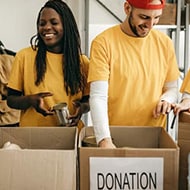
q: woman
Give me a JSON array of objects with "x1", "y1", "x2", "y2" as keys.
[{"x1": 7, "y1": 0, "x2": 89, "y2": 128}]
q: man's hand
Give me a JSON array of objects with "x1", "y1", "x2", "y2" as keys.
[
  {"x1": 153, "y1": 100, "x2": 172, "y2": 118},
  {"x1": 67, "y1": 98, "x2": 90, "y2": 126},
  {"x1": 98, "y1": 138, "x2": 116, "y2": 148},
  {"x1": 172, "y1": 99, "x2": 190, "y2": 115}
]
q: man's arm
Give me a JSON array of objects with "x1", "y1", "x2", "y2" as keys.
[
  {"x1": 153, "y1": 80, "x2": 178, "y2": 118},
  {"x1": 90, "y1": 81, "x2": 116, "y2": 148}
]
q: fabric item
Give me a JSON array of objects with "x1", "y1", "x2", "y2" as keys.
[
  {"x1": 0, "y1": 100, "x2": 20, "y2": 126},
  {"x1": 127, "y1": 0, "x2": 165, "y2": 10},
  {"x1": 89, "y1": 81, "x2": 110, "y2": 143},
  {"x1": 180, "y1": 69, "x2": 190, "y2": 94},
  {"x1": 8, "y1": 47, "x2": 89, "y2": 127},
  {"x1": 88, "y1": 25, "x2": 180, "y2": 130},
  {"x1": 0, "y1": 54, "x2": 20, "y2": 126},
  {"x1": 0, "y1": 54, "x2": 14, "y2": 98}
]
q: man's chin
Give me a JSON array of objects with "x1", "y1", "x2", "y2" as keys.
[{"x1": 138, "y1": 31, "x2": 149, "y2": 37}]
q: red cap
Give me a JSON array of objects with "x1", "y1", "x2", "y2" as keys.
[{"x1": 127, "y1": 0, "x2": 165, "y2": 10}]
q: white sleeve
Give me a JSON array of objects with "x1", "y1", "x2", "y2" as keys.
[
  {"x1": 160, "y1": 80, "x2": 179, "y2": 103},
  {"x1": 181, "y1": 92, "x2": 190, "y2": 100},
  {"x1": 89, "y1": 81, "x2": 111, "y2": 144}
]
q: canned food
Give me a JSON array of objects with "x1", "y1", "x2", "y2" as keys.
[
  {"x1": 82, "y1": 136, "x2": 115, "y2": 147},
  {"x1": 82, "y1": 136, "x2": 97, "y2": 147},
  {"x1": 53, "y1": 102, "x2": 70, "y2": 126}
]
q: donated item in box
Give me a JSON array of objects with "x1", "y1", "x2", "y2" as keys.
[
  {"x1": 0, "y1": 127, "x2": 77, "y2": 190},
  {"x1": 79, "y1": 126, "x2": 179, "y2": 190},
  {"x1": 178, "y1": 111, "x2": 190, "y2": 190}
]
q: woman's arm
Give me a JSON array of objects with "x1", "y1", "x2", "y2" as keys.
[{"x1": 7, "y1": 87, "x2": 54, "y2": 116}]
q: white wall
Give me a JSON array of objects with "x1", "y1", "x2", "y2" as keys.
[
  {"x1": 0, "y1": 0, "x2": 47, "y2": 52},
  {"x1": 0, "y1": 0, "x2": 85, "y2": 52}
]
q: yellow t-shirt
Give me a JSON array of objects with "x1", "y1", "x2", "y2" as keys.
[
  {"x1": 8, "y1": 47, "x2": 89, "y2": 127},
  {"x1": 180, "y1": 69, "x2": 190, "y2": 93},
  {"x1": 88, "y1": 25, "x2": 180, "y2": 127}
]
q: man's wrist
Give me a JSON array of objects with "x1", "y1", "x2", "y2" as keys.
[{"x1": 98, "y1": 137, "x2": 112, "y2": 147}]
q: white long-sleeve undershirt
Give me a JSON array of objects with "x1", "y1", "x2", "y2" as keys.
[
  {"x1": 89, "y1": 81, "x2": 110, "y2": 144},
  {"x1": 90, "y1": 80, "x2": 178, "y2": 144},
  {"x1": 160, "y1": 80, "x2": 179, "y2": 103}
]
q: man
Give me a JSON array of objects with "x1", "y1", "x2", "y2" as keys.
[{"x1": 88, "y1": 0, "x2": 180, "y2": 148}]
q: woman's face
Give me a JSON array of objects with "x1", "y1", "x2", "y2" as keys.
[{"x1": 38, "y1": 7, "x2": 64, "y2": 53}]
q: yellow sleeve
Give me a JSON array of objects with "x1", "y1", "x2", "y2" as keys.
[
  {"x1": 81, "y1": 54, "x2": 90, "y2": 96},
  {"x1": 180, "y1": 69, "x2": 190, "y2": 93}
]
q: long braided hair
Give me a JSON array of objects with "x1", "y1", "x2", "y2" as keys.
[{"x1": 30, "y1": 0, "x2": 85, "y2": 96}]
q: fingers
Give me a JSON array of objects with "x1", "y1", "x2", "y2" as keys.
[
  {"x1": 69, "y1": 107, "x2": 80, "y2": 118},
  {"x1": 36, "y1": 105, "x2": 54, "y2": 116},
  {"x1": 32, "y1": 92, "x2": 54, "y2": 116},
  {"x1": 98, "y1": 138, "x2": 116, "y2": 148},
  {"x1": 154, "y1": 99, "x2": 190, "y2": 118},
  {"x1": 153, "y1": 100, "x2": 172, "y2": 118},
  {"x1": 72, "y1": 100, "x2": 81, "y2": 107},
  {"x1": 38, "y1": 92, "x2": 53, "y2": 98},
  {"x1": 162, "y1": 101, "x2": 172, "y2": 114},
  {"x1": 172, "y1": 104, "x2": 181, "y2": 115},
  {"x1": 173, "y1": 100, "x2": 190, "y2": 115}
]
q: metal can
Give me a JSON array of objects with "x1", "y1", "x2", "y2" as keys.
[
  {"x1": 82, "y1": 136, "x2": 97, "y2": 147},
  {"x1": 53, "y1": 102, "x2": 70, "y2": 126}
]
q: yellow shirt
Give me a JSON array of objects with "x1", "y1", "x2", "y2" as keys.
[
  {"x1": 8, "y1": 47, "x2": 89, "y2": 127},
  {"x1": 180, "y1": 69, "x2": 190, "y2": 93},
  {"x1": 88, "y1": 25, "x2": 180, "y2": 127}
]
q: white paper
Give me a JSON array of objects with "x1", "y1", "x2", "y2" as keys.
[{"x1": 90, "y1": 157, "x2": 163, "y2": 190}]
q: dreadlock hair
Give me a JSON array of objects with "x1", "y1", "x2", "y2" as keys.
[{"x1": 30, "y1": 0, "x2": 85, "y2": 96}]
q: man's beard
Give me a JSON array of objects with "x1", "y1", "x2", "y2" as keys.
[
  {"x1": 128, "y1": 12, "x2": 150, "y2": 38},
  {"x1": 128, "y1": 14, "x2": 140, "y2": 37}
]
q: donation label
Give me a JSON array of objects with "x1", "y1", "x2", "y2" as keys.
[{"x1": 90, "y1": 157, "x2": 163, "y2": 190}]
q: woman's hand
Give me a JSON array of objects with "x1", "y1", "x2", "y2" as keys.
[
  {"x1": 67, "y1": 96, "x2": 90, "y2": 126},
  {"x1": 28, "y1": 92, "x2": 54, "y2": 116},
  {"x1": 7, "y1": 88, "x2": 54, "y2": 117}
]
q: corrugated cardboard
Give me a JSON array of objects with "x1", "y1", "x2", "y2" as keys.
[
  {"x1": 178, "y1": 112, "x2": 190, "y2": 190},
  {"x1": 0, "y1": 127, "x2": 77, "y2": 190},
  {"x1": 79, "y1": 126, "x2": 179, "y2": 190},
  {"x1": 158, "y1": 3, "x2": 176, "y2": 25}
]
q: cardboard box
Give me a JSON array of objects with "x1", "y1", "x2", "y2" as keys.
[
  {"x1": 0, "y1": 127, "x2": 77, "y2": 190},
  {"x1": 79, "y1": 126, "x2": 179, "y2": 190},
  {"x1": 158, "y1": 3, "x2": 177, "y2": 25},
  {"x1": 178, "y1": 112, "x2": 190, "y2": 190}
]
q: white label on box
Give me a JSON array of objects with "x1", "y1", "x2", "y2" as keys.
[{"x1": 90, "y1": 157, "x2": 163, "y2": 190}]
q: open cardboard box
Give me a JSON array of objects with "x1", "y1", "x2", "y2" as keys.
[
  {"x1": 0, "y1": 127, "x2": 77, "y2": 190},
  {"x1": 178, "y1": 111, "x2": 190, "y2": 190},
  {"x1": 79, "y1": 126, "x2": 179, "y2": 190}
]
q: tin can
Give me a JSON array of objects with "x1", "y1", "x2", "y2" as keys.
[
  {"x1": 53, "y1": 102, "x2": 70, "y2": 126},
  {"x1": 82, "y1": 136, "x2": 97, "y2": 147}
]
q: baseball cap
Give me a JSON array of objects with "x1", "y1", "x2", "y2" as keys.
[{"x1": 127, "y1": 0, "x2": 165, "y2": 10}]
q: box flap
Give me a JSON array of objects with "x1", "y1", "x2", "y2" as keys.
[
  {"x1": 0, "y1": 127, "x2": 78, "y2": 150},
  {"x1": 179, "y1": 111, "x2": 190, "y2": 123},
  {"x1": 79, "y1": 126, "x2": 178, "y2": 149},
  {"x1": 0, "y1": 150, "x2": 76, "y2": 190}
]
